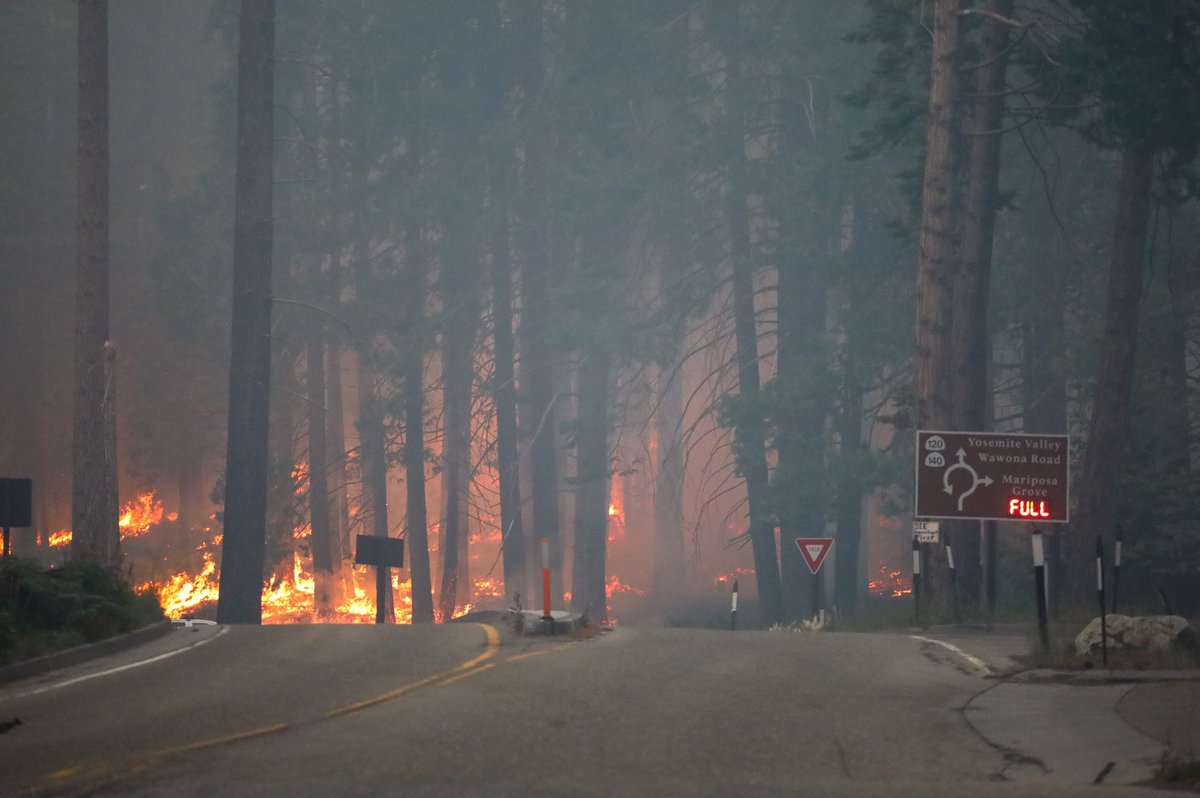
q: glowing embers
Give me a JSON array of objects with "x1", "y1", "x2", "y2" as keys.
[
  {"x1": 867, "y1": 564, "x2": 912, "y2": 599},
  {"x1": 605, "y1": 575, "x2": 645, "y2": 598}
]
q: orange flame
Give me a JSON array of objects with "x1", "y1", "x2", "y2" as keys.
[
  {"x1": 48, "y1": 529, "x2": 72, "y2": 548},
  {"x1": 118, "y1": 491, "x2": 168, "y2": 539},
  {"x1": 606, "y1": 575, "x2": 645, "y2": 598}
]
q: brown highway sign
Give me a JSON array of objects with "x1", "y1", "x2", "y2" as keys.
[{"x1": 915, "y1": 430, "x2": 1069, "y2": 523}]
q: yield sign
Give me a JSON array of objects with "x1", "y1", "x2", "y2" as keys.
[{"x1": 795, "y1": 538, "x2": 834, "y2": 575}]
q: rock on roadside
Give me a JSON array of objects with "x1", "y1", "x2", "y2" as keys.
[{"x1": 1075, "y1": 614, "x2": 1194, "y2": 656}]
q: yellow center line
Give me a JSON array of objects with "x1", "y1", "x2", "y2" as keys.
[{"x1": 25, "y1": 623, "x2": 503, "y2": 798}]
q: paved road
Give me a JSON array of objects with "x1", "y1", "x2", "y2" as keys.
[{"x1": 0, "y1": 623, "x2": 1165, "y2": 797}]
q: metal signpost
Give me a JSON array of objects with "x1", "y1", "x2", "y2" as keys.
[
  {"x1": 795, "y1": 538, "x2": 834, "y2": 623},
  {"x1": 915, "y1": 431, "x2": 1069, "y2": 523},
  {"x1": 355, "y1": 535, "x2": 405, "y2": 624},
  {"x1": 0, "y1": 478, "x2": 32, "y2": 557},
  {"x1": 916, "y1": 431, "x2": 1069, "y2": 637}
]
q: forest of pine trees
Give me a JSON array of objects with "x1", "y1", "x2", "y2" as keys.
[{"x1": 0, "y1": 0, "x2": 1198, "y2": 626}]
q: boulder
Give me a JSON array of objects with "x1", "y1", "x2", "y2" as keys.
[{"x1": 1074, "y1": 614, "x2": 1193, "y2": 657}]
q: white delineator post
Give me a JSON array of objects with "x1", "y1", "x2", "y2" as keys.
[
  {"x1": 730, "y1": 579, "x2": 739, "y2": 631},
  {"x1": 1032, "y1": 528, "x2": 1049, "y2": 650}
]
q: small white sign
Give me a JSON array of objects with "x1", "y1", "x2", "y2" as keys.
[{"x1": 913, "y1": 520, "x2": 940, "y2": 544}]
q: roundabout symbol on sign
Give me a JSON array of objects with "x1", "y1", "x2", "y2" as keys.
[{"x1": 941, "y1": 448, "x2": 993, "y2": 512}]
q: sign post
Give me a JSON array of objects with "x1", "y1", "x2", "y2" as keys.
[
  {"x1": 1032, "y1": 528, "x2": 1049, "y2": 650},
  {"x1": 0, "y1": 479, "x2": 33, "y2": 558},
  {"x1": 541, "y1": 537, "x2": 555, "y2": 634},
  {"x1": 355, "y1": 535, "x2": 405, "y2": 624},
  {"x1": 916, "y1": 430, "x2": 1068, "y2": 624},
  {"x1": 915, "y1": 431, "x2": 1069, "y2": 523},
  {"x1": 795, "y1": 538, "x2": 834, "y2": 621}
]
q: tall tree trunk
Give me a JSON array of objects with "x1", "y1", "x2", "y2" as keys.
[
  {"x1": 356, "y1": 345, "x2": 392, "y2": 622},
  {"x1": 834, "y1": 352, "x2": 865, "y2": 619},
  {"x1": 653, "y1": 355, "x2": 685, "y2": 605},
  {"x1": 517, "y1": 0, "x2": 562, "y2": 593},
  {"x1": 72, "y1": 0, "x2": 119, "y2": 568},
  {"x1": 948, "y1": 0, "x2": 1013, "y2": 609},
  {"x1": 1067, "y1": 149, "x2": 1154, "y2": 609},
  {"x1": 265, "y1": 345, "x2": 297, "y2": 587},
  {"x1": 1158, "y1": 253, "x2": 1194, "y2": 478},
  {"x1": 482, "y1": 0, "x2": 527, "y2": 604},
  {"x1": 775, "y1": 248, "x2": 825, "y2": 622},
  {"x1": 216, "y1": 0, "x2": 275, "y2": 623},
  {"x1": 913, "y1": 0, "x2": 964, "y2": 615},
  {"x1": 773, "y1": 48, "x2": 831, "y2": 622},
  {"x1": 953, "y1": 0, "x2": 1010, "y2": 431},
  {"x1": 716, "y1": 3, "x2": 783, "y2": 627},
  {"x1": 437, "y1": 256, "x2": 477, "y2": 621},
  {"x1": 1022, "y1": 248, "x2": 1068, "y2": 614},
  {"x1": 305, "y1": 322, "x2": 336, "y2": 614},
  {"x1": 325, "y1": 328, "x2": 355, "y2": 600},
  {"x1": 491, "y1": 196, "x2": 527, "y2": 605},
  {"x1": 404, "y1": 320, "x2": 434, "y2": 624},
  {"x1": 570, "y1": 350, "x2": 611, "y2": 621}
]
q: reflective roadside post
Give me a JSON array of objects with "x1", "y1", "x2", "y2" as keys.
[
  {"x1": 912, "y1": 536, "x2": 921, "y2": 624},
  {"x1": 1032, "y1": 528, "x2": 1049, "y2": 650},
  {"x1": 730, "y1": 579, "x2": 739, "y2": 631},
  {"x1": 541, "y1": 537, "x2": 554, "y2": 634},
  {"x1": 1097, "y1": 536, "x2": 1108, "y2": 668},
  {"x1": 1112, "y1": 526, "x2": 1122, "y2": 615}
]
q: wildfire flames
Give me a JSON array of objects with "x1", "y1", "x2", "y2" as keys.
[
  {"x1": 119, "y1": 491, "x2": 176, "y2": 537},
  {"x1": 867, "y1": 564, "x2": 912, "y2": 599},
  {"x1": 44, "y1": 491, "x2": 178, "y2": 548}
]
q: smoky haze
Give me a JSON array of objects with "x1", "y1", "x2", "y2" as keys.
[{"x1": 2, "y1": 1, "x2": 1196, "y2": 626}]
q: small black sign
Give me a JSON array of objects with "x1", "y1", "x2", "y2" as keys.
[
  {"x1": 0, "y1": 479, "x2": 32, "y2": 528},
  {"x1": 355, "y1": 535, "x2": 405, "y2": 568}
]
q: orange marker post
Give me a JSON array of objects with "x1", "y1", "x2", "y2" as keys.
[{"x1": 541, "y1": 537, "x2": 553, "y2": 631}]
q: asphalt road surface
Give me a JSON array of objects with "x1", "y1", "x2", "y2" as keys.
[{"x1": 0, "y1": 622, "x2": 1163, "y2": 797}]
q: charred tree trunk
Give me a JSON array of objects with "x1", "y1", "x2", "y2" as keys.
[
  {"x1": 72, "y1": 0, "x2": 119, "y2": 568},
  {"x1": 570, "y1": 350, "x2": 611, "y2": 621},
  {"x1": 217, "y1": 0, "x2": 275, "y2": 623},
  {"x1": 913, "y1": 0, "x2": 964, "y2": 616},
  {"x1": 517, "y1": 0, "x2": 562, "y2": 593},
  {"x1": 1067, "y1": 149, "x2": 1154, "y2": 609},
  {"x1": 716, "y1": 3, "x2": 783, "y2": 627}
]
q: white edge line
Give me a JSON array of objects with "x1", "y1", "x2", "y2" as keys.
[
  {"x1": 12, "y1": 626, "x2": 230, "y2": 698},
  {"x1": 911, "y1": 634, "x2": 993, "y2": 676}
]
